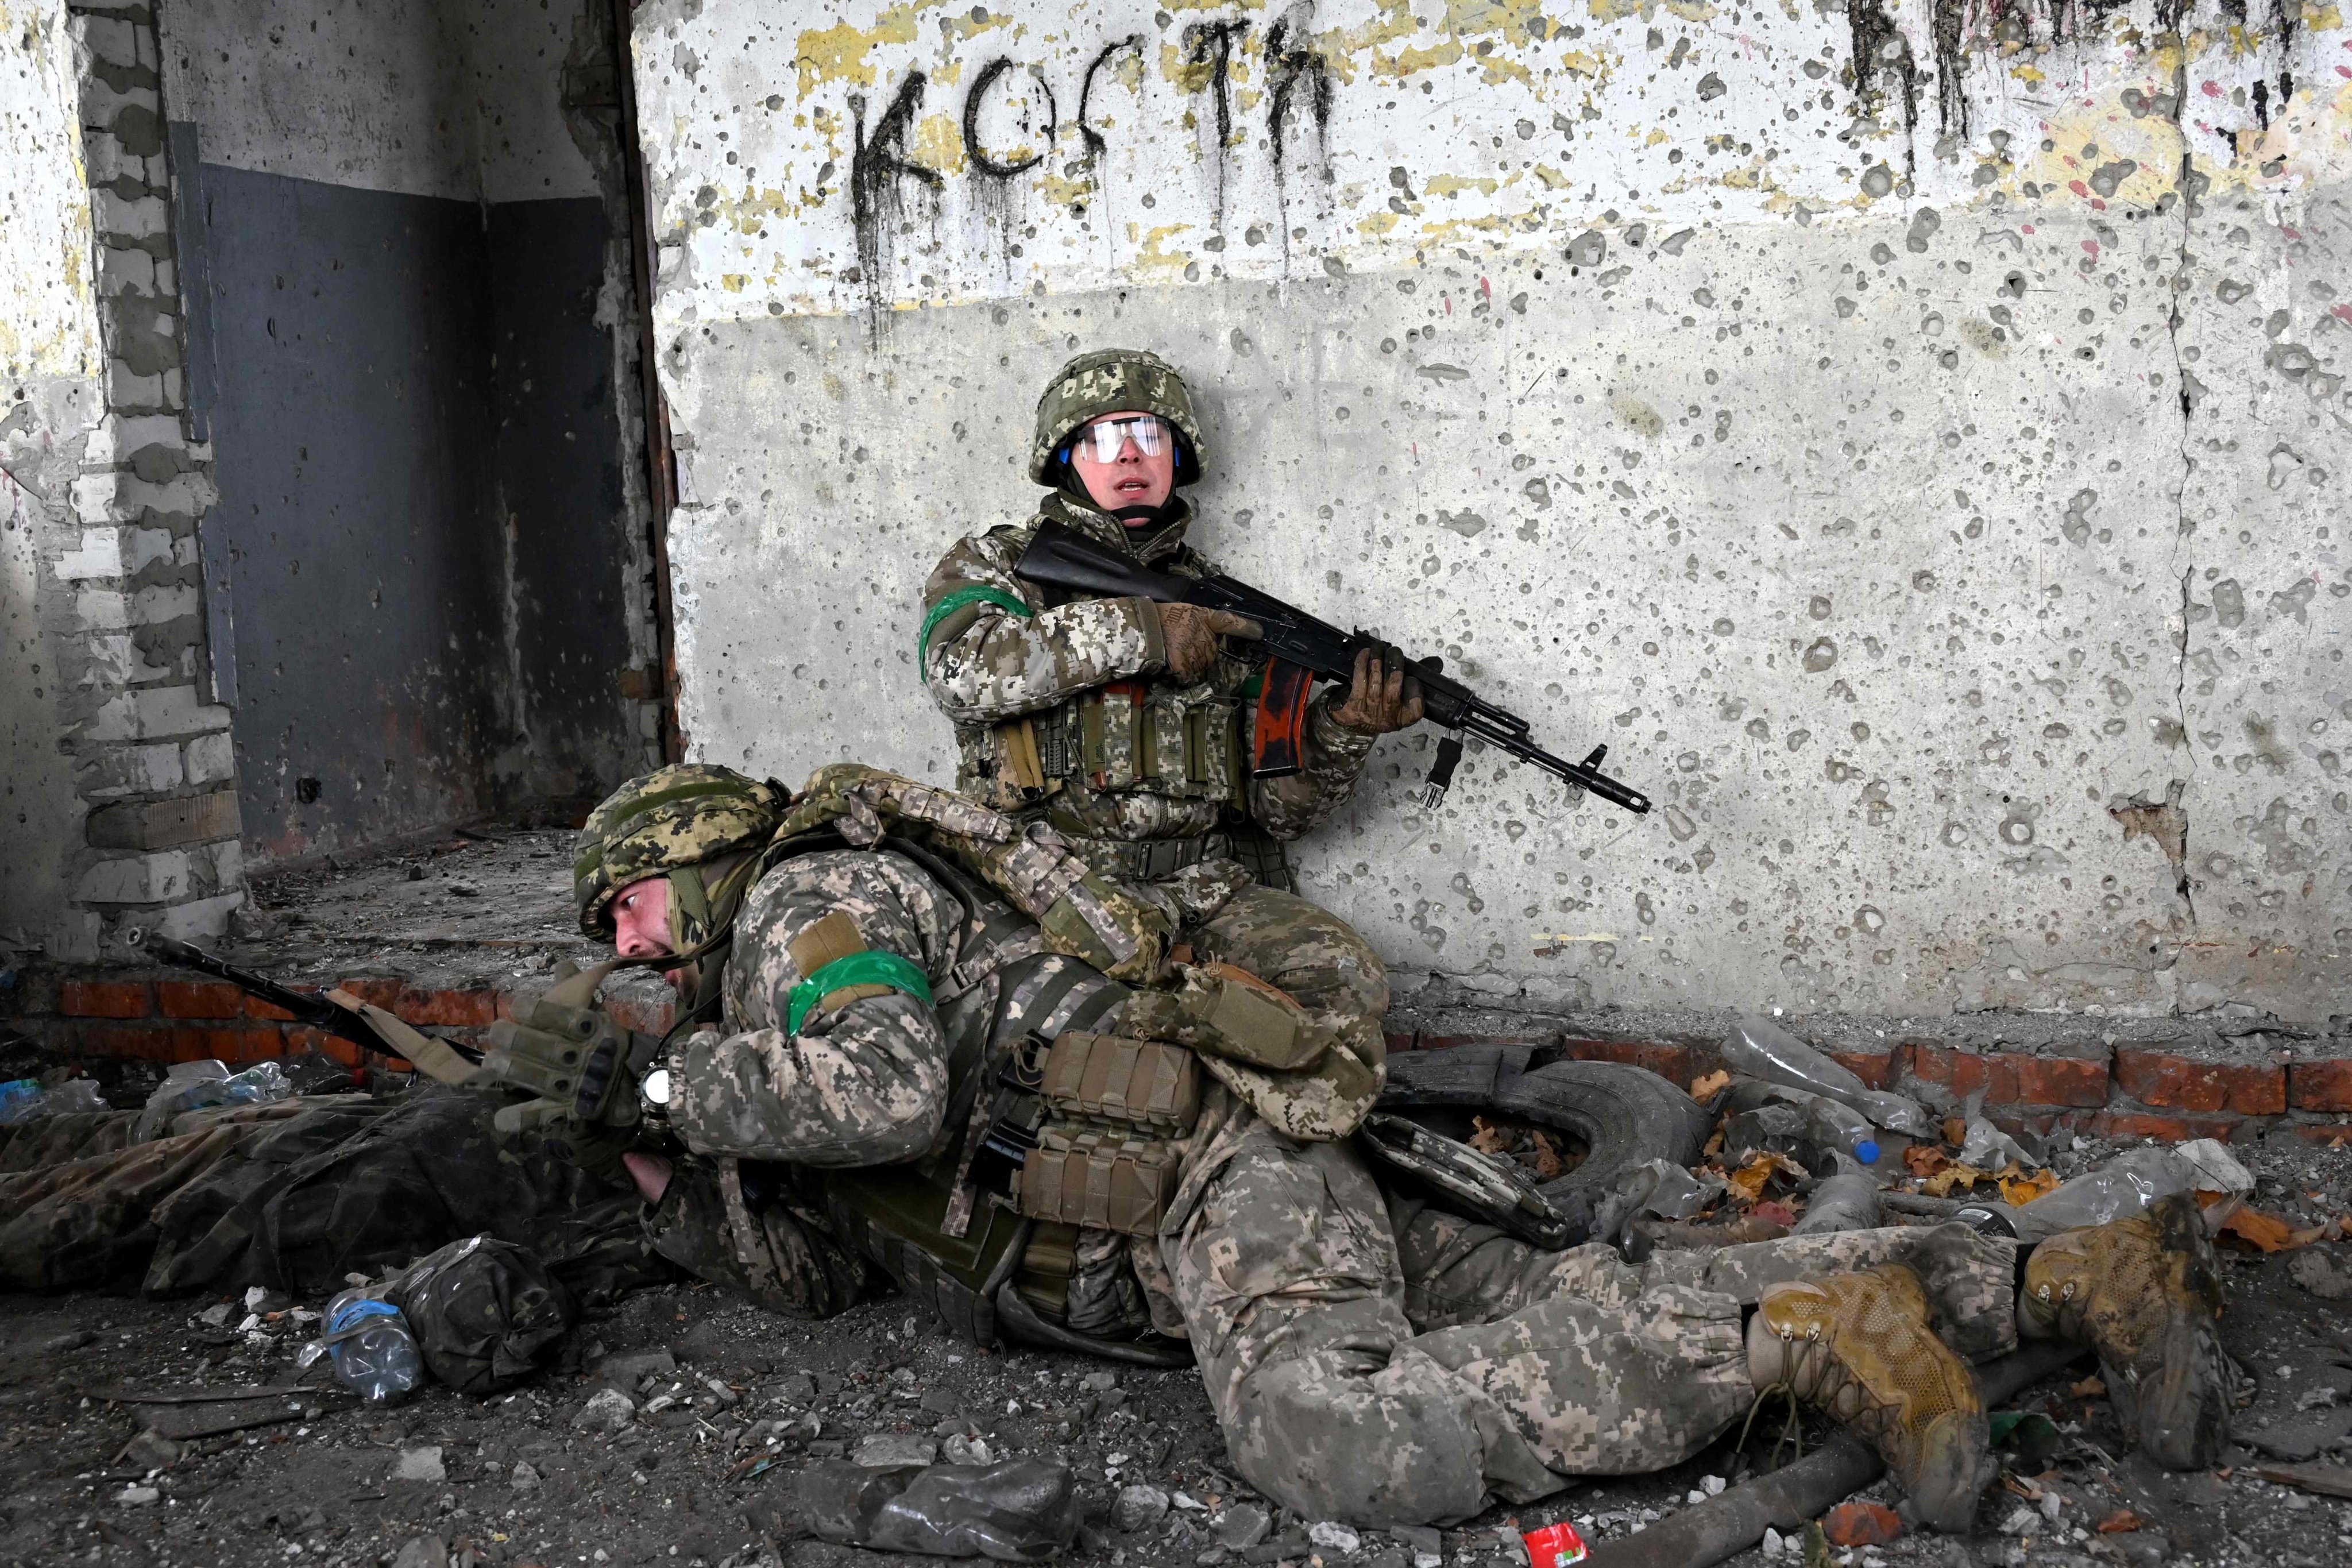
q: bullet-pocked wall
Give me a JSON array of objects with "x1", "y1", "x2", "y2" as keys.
[
  {"x1": 161, "y1": 0, "x2": 663, "y2": 864},
  {"x1": 631, "y1": 0, "x2": 2351, "y2": 1025}
]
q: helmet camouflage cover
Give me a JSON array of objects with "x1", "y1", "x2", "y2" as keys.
[
  {"x1": 573, "y1": 763, "x2": 789, "y2": 937},
  {"x1": 1028, "y1": 347, "x2": 1205, "y2": 486}
]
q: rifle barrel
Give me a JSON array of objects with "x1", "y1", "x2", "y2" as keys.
[{"x1": 125, "y1": 929, "x2": 405, "y2": 1057}]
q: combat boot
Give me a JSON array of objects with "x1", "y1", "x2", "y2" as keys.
[
  {"x1": 2017, "y1": 1190, "x2": 2231, "y2": 1470},
  {"x1": 1748, "y1": 1266, "x2": 1991, "y2": 1532}
]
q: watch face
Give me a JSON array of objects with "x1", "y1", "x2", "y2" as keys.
[{"x1": 641, "y1": 1067, "x2": 673, "y2": 1107}]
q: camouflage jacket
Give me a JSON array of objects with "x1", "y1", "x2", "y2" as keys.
[
  {"x1": 920, "y1": 492, "x2": 1375, "y2": 844},
  {"x1": 670, "y1": 847, "x2": 976, "y2": 1168}
]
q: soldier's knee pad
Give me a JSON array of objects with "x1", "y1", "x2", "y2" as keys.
[{"x1": 1225, "y1": 1349, "x2": 1489, "y2": 1527}]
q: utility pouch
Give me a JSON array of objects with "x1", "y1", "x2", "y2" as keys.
[
  {"x1": 1015, "y1": 1129, "x2": 1183, "y2": 1237},
  {"x1": 1033, "y1": 1031, "x2": 1199, "y2": 1137},
  {"x1": 1195, "y1": 961, "x2": 1331, "y2": 1072}
]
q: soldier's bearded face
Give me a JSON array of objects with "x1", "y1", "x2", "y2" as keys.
[
  {"x1": 1071, "y1": 408, "x2": 1176, "y2": 514},
  {"x1": 611, "y1": 875, "x2": 673, "y2": 960}
]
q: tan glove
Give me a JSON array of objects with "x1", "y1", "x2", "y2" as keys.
[{"x1": 1154, "y1": 602, "x2": 1262, "y2": 682}]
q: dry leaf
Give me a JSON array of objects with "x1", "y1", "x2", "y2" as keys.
[
  {"x1": 1903, "y1": 1145, "x2": 1951, "y2": 1179},
  {"x1": 2095, "y1": 1509, "x2": 2142, "y2": 1534},
  {"x1": 1690, "y1": 1069, "x2": 1731, "y2": 1102},
  {"x1": 1924, "y1": 1163, "x2": 1991, "y2": 1197},
  {"x1": 1725, "y1": 1152, "x2": 1807, "y2": 1203},
  {"x1": 2215, "y1": 1202, "x2": 2324, "y2": 1253},
  {"x1": 2069, "y1": 1376, "x2": 2106, "y2": 1399},
  {"x1": 1999, "y1": 1167, "x2": 2061, "y2": 1206},
  {"x1": 1941, "y1": 1116, "x2": 1968, "y2": 1146},
  {"x1": 1468, "y1": 1117, "x2": 1511, "y2": 1156},
  {"x1": 1528, "y1": 1128, "x2": 1568, "y2": 1181},
  {"x1": 1754, "y1": 1200, "x2": 1798, "y2": 1228}
]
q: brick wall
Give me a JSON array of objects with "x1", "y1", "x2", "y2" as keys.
[
  {"x1": 9, "y1": 968, "x2": 2349, "y2": 1147},
  {"x1": 1399, "y1": 1028, "x2": 2352, "y2": 1146}
]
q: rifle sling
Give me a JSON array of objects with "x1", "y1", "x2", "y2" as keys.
[{"x1": 325, "y1": 990, "x2": 485, "y2": 1087}]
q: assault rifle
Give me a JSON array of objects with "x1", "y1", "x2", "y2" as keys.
[
  {"x1": 126, "y1": 928, "x2": 483, "y2": 1082},
  {"x1": 1012, "y1": 519, "x2": 1652, "y2": 816}
]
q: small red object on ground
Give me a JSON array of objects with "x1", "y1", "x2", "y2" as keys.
[
  {"x1": 1521, "y1": 1519, "x2": 1590, "y2": 1565},
  {"x1": 1822, "y1": 1500, "x2": 1903, "y2": 1546}
]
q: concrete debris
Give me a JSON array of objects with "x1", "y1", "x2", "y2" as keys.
[
  {"x1": 390, "y1": 1536, "x2": 449, "y2": 1568},
  {"x1": 1310, "y1": 1519, "x2": 1361, "y2": 1554},
  {"x1": 393, "y1": 1445, "x2": 446, "y2": 1483},
  {"x1": 572, "y1": 1388, "x2": 634, "y2": 1434},
  {"x1": 1112, "y1": 1484, "x2": 1171, "y2": 1532},
  {"x1": 1214, "y1": 1504, "x2": 1271, "y2": 1549},
  {"x1": 855, "y1": 1434, "x2": 939, "y2": 1467}
]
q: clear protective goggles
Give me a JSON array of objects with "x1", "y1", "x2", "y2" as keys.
[{"x1": 1071, "y1": 413, "x2": 1169, "y2": 464}]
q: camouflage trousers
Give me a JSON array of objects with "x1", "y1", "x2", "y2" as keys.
[
  {"x1": 644, "y1": 1157, "x2": 874, "y2": 1319},
  {"x1": 1165, "y1": 1118, "x2": 2023, "y2": 1527}
]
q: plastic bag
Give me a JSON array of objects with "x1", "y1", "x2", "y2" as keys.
[
  {"x1": 0, "y1": 1080, "x2": 45, "y2": 1125},
  {"x1": 787, "y1": 1458, "x2": 1080, "y2": 1561},
  {"x1": 2010, "y1": 1140, "x2": 2254, "y2": 1242},
  {"x1": 383, "y1": 1235, "x2": 573, "y2": 1395},
  {"x1": 43, "y1": 1078, "x2": 109, "y2": 1115},
  {"x1": 1592, "y1": 1157, "x2": 1722, "y2": 1245}
]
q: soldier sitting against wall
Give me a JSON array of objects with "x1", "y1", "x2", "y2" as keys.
[{"x1": 480, "y1": 760, "x2": 2236, "y2": 1533}]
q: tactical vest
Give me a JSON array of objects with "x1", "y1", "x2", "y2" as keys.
[
  {"x1": 777, "y1": 836, "x2": 1198, "y2": 1365},
  {"x1": 959, "y1": 681, "x2": 1247, "y2": 813}
]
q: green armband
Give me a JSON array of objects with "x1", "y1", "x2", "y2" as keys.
[
  {"x1": 786, "y1": 951, "x2": 934, "y2": 1033},
  {"x1": 917, "y1": 585, "x2": 1033, "y2": 683}
]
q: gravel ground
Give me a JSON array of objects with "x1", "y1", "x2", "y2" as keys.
[{"x1": 6, "y1": 1131, "x2": 2352, "y2": 1568}]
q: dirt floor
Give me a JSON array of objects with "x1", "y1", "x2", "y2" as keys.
[{"x1": 5, "y1": 1136, "x2": 2352, "y2": 1568}]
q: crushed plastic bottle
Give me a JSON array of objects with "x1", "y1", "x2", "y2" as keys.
[
  {"x1": 307, "y1": 1289, "x2": 425, "y2": 1406},
  {"x1": 1721, "y1": 1080, "x2": 1880, "y2": 1171},
  {"x1": 1720, "y1": 1018, "x2": 1936, "y2": 1138},
  {"x1": 788, "y1": 1456, "x2": 1081, "y2": 1561},
  {"x1": 2009, "y1": 1140, "x2": 2254, "y2": 1242},
  {"x1": 220, "y1": 1060, "x2": 290, "y2": 1104},
  {"x1": 0, "y1": 1080, "x2": 46, "y2": 1125},
  {"x1": 42, "y1": 1079, "x2": 108, "y2": 1115},
  {"x1": 1802, "y1": 1095, "x2": 1882, "y2": 1167},
  {"x1": 1791, "y1": 1172, "x2": 1883, "y2": 1236}
]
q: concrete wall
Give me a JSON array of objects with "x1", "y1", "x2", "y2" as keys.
[
  {"x1": 160, "y1": 0, "x2": 661, "y2": 863},
  {"x1": 631, "y1": 0, "x2": 2351, "y2": 1026},
  {"x1": 1, "y1": 0, "x2": 106, "y2": 962}
]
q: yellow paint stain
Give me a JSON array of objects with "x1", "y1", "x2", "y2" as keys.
[
  {"x1": 1660, "y1": 0, "x2": 1718, "y2": 20},
  {"x1": 1559, "y1": 48, "x2": 1608, "y2": 76},
  {"x1": 793, "y1": 0, "x2": 937, "y2": 102},
  {"x1": 912, "y1": 111, "x2": 967, "y2": 176},
  {"x1": 1127, "y1": 221, "x2": 1196, "y2": 277},
  {"x1": 722, "y1": 274, "x2": 748, "y2": 293},
  {"x1": 1357, "y1": 210, "x2": 1402, "y2": 234},
  {"x1": 1424, "y1": 172, "x2": 1503, "y2": 196},
  {"x1": 1310, "y1": 0, "x2": 1420, "y2": 85},
  {"x1": 2010, "y1": 61, "x2": 2047, "y2": 82},
  {"x1": 1644, "y1": 127, "x2": 1670, "y2": 145},
  {"x1": 1534, "y1": 163, "x2": 1571, "y2": 189},
  {"x1": 822, "y1": 373, "x2": 845, "y2": 400},
  {"x1": 1385, "y1": 38, "x2": 1466, "y2": 76},
  {"x1": 941, "y1": 8, "x2": 1009, "y2": 43},
  {"x1": 1036, "y1": 170, "x2": 1094, "y2": 209},
  {"x1": 932, "y1": 59, "x2": 966, "y2": 87}
]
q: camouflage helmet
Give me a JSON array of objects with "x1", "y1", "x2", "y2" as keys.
[
  {"x1": 573, "y1": 763, "x2": 788, "y2": 938},
  {"x1": 1028, "y1": 347, "x2": 1205, "y2": 486}
]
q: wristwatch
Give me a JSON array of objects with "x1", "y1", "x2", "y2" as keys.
[{"x1": 638, "y1": 1056, "x2": 677, "y2": 1127}]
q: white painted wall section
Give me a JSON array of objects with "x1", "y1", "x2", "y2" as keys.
[{"x1": 660, "y1": 0, "x2": 2342, "y2": 1024}]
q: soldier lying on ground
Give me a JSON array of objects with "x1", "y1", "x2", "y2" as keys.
[
  {"x1": 517, "y1": 762, "x2": 2234, "y2": 1531},
  {"x1": 919, "y1": 346, "x2": 1422, "y2": 894}
]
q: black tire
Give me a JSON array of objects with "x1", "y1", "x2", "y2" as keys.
[{"x1": 1378, "y1": 1044, "x2": 1712, "y2": 1245}]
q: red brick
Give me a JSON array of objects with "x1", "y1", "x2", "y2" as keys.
[
  {"x1": 2088, "y1": 1109, "x2": 2243, "y2": 1144},
  {"x1": 337, "y1": 976, "x2": 406, "y2": 1010},
  {"x1": 157, "y1": 979, "x2": 244, "y2": 1020},
  {"x1": 2291, "y1": 1060, "x2": 2352, "y2": 1114},
  {"x1": 1559, "y1": 1036, "x2": 1697, "y2": 1086},
  {"x1": 608, "y1": 990, "x2": 679, "y2": 1038},
  {"x1": 319, "y1": 1036, "x2": 365, "y2": 1069},
  {"x1": 395, "y1": 986, "x2": 499, "y2": 1028},
  {"x1": 245, "y1": 992, "x2": 306, "y2": 1022},
  {"x1": 60, "y1": 979, "x2": 152, "y2": 1018},
  {"x1": 2282, "y1": 1121, "x2": 2352, "y2": 1146},
  {"x1": 1905, "y1": 1042, "x2": 1992, "y2": 1099},
  {"x1": 2011, "y1": 1055, "x2": 2111, "y2": 1109},
  {"x1": 82, "y1": 1023, "x2": 177, "y2": 1060},
  {"x1": 2114, "y1": 1048, "x2": 2285, "y2": 1115},
  {"x1": 1829, "y1": 1049, "x2": 1900, "y2": 1090}
]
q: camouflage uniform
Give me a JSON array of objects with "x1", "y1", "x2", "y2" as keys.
[
  {"x1": 618, "y1": 822, "x2": 2022, "y2": 1529},
  {"x1": 921, "y1": 350, "x2": 1377, "y2": 903}
]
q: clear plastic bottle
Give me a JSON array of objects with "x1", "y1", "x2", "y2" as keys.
[
  {"x1": 1802, "y1": 1095, "x2": 1882, "y2": 1166},
  {"x1": 315, "y1": 1290, "x2": 424, "y2": 1406},
  {"x1": 220, "y1": 1060, "x2": 291, "y2": 1104},
  {"x1": 1720, "y1": 1018, "x2": 1934, "y2": 1137},
  {"x1": 1791, "y1": 1171, "x2": 1882, "y2": 1235}
]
